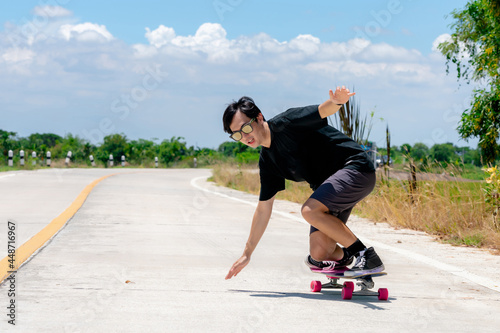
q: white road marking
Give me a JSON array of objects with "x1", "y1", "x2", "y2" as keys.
[
  {"x1": 0, "y1": 173, "x2": 16, "y2": 179},
  {"x1": 191, "y1": 175, "x2": 500, "y2": 293}
]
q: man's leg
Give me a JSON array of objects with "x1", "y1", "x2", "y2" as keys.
[
  {"x1": 302, "y1": 198, "x2": 383, "y2": 275},
  {"x1": 309, "y1": 230, "x2": 343, "y2": 261},
  {"x1": 306, "y1": 228, "x2": 354, "y2": 269},
  {"x1": 302, "y1": 169, "x2": 384, "y2": 275},
  {"x1": 302, "y1": 199, "x2": 357, "y2": 248}
]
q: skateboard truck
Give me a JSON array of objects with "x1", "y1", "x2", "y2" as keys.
[{"x1": 357, "y1": 275, "x2": 375, "y2": 290}]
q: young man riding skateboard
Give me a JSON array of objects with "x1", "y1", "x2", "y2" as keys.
[{"x1": 223, "y1": 87, "x2": 384, "y2": 280}]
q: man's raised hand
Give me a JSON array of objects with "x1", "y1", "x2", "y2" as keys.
[{"x1": 329, "y1": 86, "x2": 356, "y2": 105}]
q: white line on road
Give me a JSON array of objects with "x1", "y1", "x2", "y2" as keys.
[
  {"x1": 191, "y1": 175, "x2": 500, "y2": 293},
  {"x1": 0, "y1": 173, "x2": 16, "y2": 179}
]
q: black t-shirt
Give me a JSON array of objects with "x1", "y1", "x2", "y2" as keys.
[{"x1": 258, "y1": 104, "x2": 375, "y2": 201}]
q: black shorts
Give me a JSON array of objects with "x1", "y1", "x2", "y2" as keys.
[{"x1": 309, "y1": 169, "x2": 376, "y2": 234}]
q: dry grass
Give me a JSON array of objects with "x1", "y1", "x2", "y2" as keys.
[
  {"x1": 356, "y1": 176, "x2": 500, "y2": 251},
  {"x1": 211, "y1": 163, "x2": 312, "y2": 203},
  {"x1": 211, "y1": 163, "x2": 261, "y2": 195},
  {"x1": 211, "y1": 163, "x2": 500, "y2": 251}
]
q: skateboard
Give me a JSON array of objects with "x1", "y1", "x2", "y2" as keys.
[{"x1": 309, "y1": 267, "x2": 389, "y2": 300}]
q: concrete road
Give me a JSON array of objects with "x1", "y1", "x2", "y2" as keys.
[{"x1": 0, "y1": 168, "x2": 499, "y2": 332}]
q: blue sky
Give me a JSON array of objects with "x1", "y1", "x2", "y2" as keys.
[
  {"x1": 1, "y1": 0, "x2": 466, "y2": 50},
  {"x1": 0, "y1": 0, "x2": 479, "y2": 150}
]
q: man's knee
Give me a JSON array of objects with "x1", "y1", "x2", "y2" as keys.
[
  {"x1": 301, "y1": 199, "x2": 325, "y2": 222},
  {"x1": 301, "y1": 203, "x2": 313, "y2": 221}
]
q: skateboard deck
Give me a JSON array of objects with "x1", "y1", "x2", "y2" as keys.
[{"x1": 309, "y1": 267, "x2": 389, "y2": 300}]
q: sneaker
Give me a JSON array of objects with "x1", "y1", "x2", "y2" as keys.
[
  {"x1": 304, "y1": 250, "x2": 354, "y2": 271},
  {"x1": 335, "y1": 247, "x2": 354, "y2": 268},
  {"x1": 304, "y1": 255, "x2": 335, "y2": 270},
  {"x1": 343, "y1": 247, "x2": 384, "y2": 277}
]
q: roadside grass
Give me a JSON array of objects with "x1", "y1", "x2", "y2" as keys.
[
  {"x1": 211, "y1": 163, "x2": 313, "y2": 203},
  {"x1": 355, "y1": 177, "x2": 500, "y2": 251},
  {"x1": 0, "y1": 163, "x2": 41, "y2": 172},
  {"x1": 422, "y1": 162, "x2": 486, "y2": 181},
  {"x1": 211, "y1": 163, "x2": 500, "y2": 252}
]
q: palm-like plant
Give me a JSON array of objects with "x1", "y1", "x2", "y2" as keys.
[{"x1": 329, "y1": 93, "x2": 373, "y2": 146}]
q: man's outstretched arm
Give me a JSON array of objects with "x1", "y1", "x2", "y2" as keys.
[
  {"x1": 318, "y1": 86, "x2": 356, "y2": 119},
  {"x1": 225, "y1": 195, "x2": 275, "y2": 280}
]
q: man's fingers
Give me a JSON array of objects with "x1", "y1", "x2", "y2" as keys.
[
  {"x1": 225, "y1": 264, "x2": 240, "y2": 280},
  {"x1": 225, "y1": 266, "x2": 235, "y2": 280},
  {"x1": 225, "y1": 270, "x2": 236, "y2": 280}
]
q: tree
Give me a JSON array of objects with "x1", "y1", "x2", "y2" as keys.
[
  {"x1": 411, "y1": 143, "x2": 430, "y2": 162},
  {"x1": 431, "y1": 143, "x2": 458, "y2": 163},
  {"x1": 129, "y1": 139, "x2": 156, "y2": 164},
  {"x1": 0, "y1": 130, "x2": 17, "y2": 157},
  {"x1": 158, "y1": 136, "x2": 188, "y2": 166},
  {"x1": 97, "y1": 134, "x2": 129, "y2": 166},
  {"x1": 438, "y1": 0, "x2": 500, "y2": 164},
  {"x1": 218, "y1": 141, "x2": 250, "y2": 157},
  {"x1": 28, "y1": 133, "x2": 62, "y2": 148},
  {"x1": 400, "y1": 143, "x2": 412, "y2": 155},
  {"x1": 457, "y1": 146, "x2": 482, "y2": 165},
  {"x1": 83, "y1": 142, "x2": 94, "y2": 162},
  {"x1": 61, "y1": 134, "x2": 86, "y2": 161}
]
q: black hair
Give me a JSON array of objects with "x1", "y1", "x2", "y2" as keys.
[{"x1": 222, "y1": 96, "x2": 264, "y2": 134}]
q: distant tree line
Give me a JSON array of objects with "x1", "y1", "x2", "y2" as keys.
[
  {"x1": 0, "y1": 130, "x2": 219, "y2": 167},
  {"x1": 380, "y1": 142, "x2": 482, "y2": 166},
  {"x1": 0, "y1": 129, "x2": 486, "y2": 168}
]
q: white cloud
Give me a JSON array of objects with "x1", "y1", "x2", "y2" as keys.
[
  {"x1": 32, "y1": 5, "x2": 73, "y2": 18},
  {"x1": 361, "y1": 43, "x2": 422, "y2": 62},
  {"x1": 0, "y1": 48, "x2": 36, "y2": 75},
  {"x1": 235, "y1": 33, "x2": 286, "y2": 54},
  {"x1": 2, "y1": 48, "x2": 35, "y2": 63},
  {"x1": 133, "y1": 44, "x2": 158, "y2": 58},
  {"x1": 59, "y1": 23, "x2": 114, "y2": 42},
  {"x1": 432, "y1": 33, "x2": 451, "y2": 52},
  {"x1": 145, "y1": 25, "x2": 176, "y2": 48},
  {"x1": 142, "y1": 23, "x2": 236, "y2": 62},
  {"x1": 288, "y1": 34, "x2": 321, "y2": 56},
  {"x1": 172, "y1": 23, "x2": 234, "y2": 62}
]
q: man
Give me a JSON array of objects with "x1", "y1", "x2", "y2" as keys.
[{"x1": 223, "y1": 87, "x2": 384, "y2": 280}]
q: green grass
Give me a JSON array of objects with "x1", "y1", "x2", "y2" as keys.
[{"x1": 446, "y1": 233, "x2": 486, "y2": 247}]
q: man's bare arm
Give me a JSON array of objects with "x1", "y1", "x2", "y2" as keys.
[{"x1": 225, "y1": 195, "x2": 276, "y2": 280}]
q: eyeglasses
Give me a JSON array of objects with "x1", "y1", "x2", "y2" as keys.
[{"x1": 230, "y1": 118, "x2": 256, "y2": 141}]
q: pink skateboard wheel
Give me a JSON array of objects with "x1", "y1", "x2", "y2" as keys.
[
  {"x1": 378, "y1": 288, "x2": 389, "y2": 301},
  {"x1": 311, "y1": 280, "x2": 322, "y2": 292},
  {"x1": 342, "y1": 281, "x2": 354, "y2": 300}
]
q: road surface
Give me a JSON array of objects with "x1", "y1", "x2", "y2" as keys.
[{"x1": 0, "y1": 168, "x2": 499, "y2": 332}]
